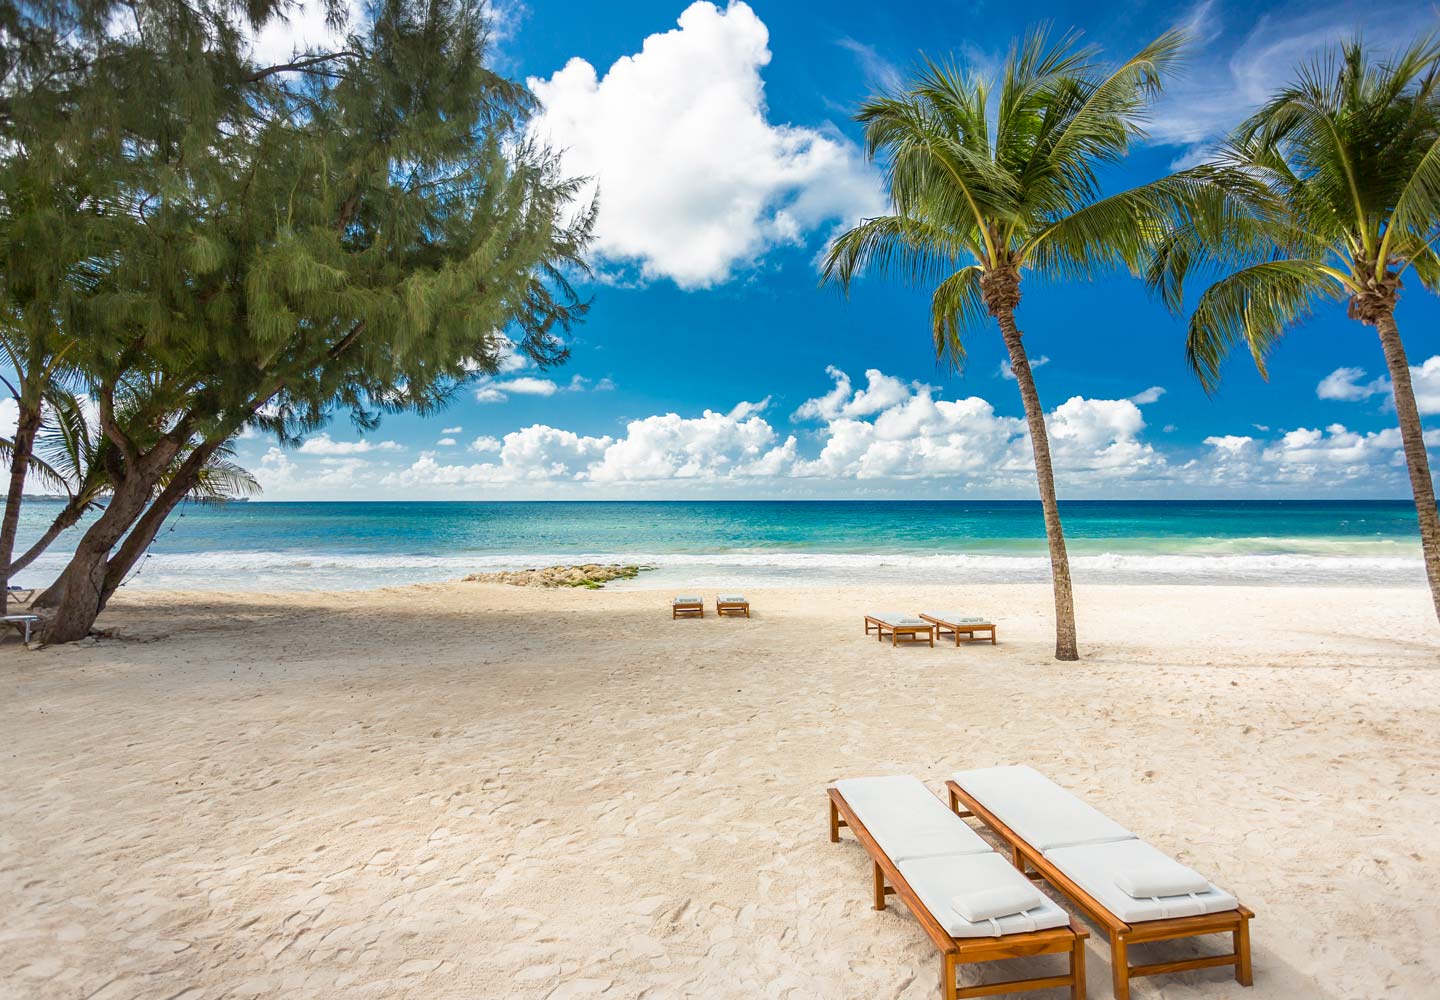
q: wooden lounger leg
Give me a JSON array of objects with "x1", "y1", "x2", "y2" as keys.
[
  {"x1": 1011, "y1": 844, "x2": 1025, "y2": 870},
  {"x1": 872, "y1": 861, "x2": 887, "y2": 910},
  {"x1": 1110, "y1": 931, "x2": 1130, "y2": 1000},
  {"x1": 1070, "y1": 931, "x2": 1087, "y2": 1000},
  {"x1": 829, "y1": 797, "x2": 841, "y2": 843},
  {"x1": 1235, "y1": 914, "x2": 1253, "y2": 986},
  {"x1": 942, "y1": 952, "x2": 958, "y2": 1000}
]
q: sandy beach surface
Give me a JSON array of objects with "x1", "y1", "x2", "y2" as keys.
[{"x1": 2, "y1": 581, "x2": 1437, "y2": 1000}]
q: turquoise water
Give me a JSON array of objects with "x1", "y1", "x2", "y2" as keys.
[{"x1": 7, "y1": 499, "x2": 1429, "y2": 591}]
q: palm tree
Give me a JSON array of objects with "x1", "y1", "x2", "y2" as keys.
[
  {"x1": 822, "y1": 27, "x2": 1190, "y2": 660},
  {"x1": 1151, "y1": 38, "x2": 1440, "y2": 623}
]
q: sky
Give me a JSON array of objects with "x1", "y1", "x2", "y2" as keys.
[{"x1": 74, "y1": 1, "x2": 1440, "y2": 498}]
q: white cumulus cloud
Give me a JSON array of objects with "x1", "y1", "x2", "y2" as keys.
[
  {"x1": 297, "y1": 433, "x2": 401, "y2": 455},
  {"x1": 527, "y1": 1, "x2": 883, "y2": 288},
  {"x1": 1316, "y1": 356, "x2": 1440, "y2": 415},
  {"x1": 998, "y1": 355, "x2": 1050, "y2": 380},
  {"x1": 475, "y1": 376, "x2": 561, "y2": 403}
]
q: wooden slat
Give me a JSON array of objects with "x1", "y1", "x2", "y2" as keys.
[
  {"x1": 955, "y1": 974, "x2": 1073, "y2": 998},
  {"x1": 1125, "y1": 909, "x2": 1245, "y2": 942},
  {"x1": 1130, "y1": 953, "x2": 1238, "y2": 978}
]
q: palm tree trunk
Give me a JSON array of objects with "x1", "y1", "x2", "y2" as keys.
[
  {"x1": 995, "y1": 308, "x2": 1079, "y2": 660},
  {"x1": 0, "y1": 394, "x2": 43, "y2": 616},
  {"x1": 1374, "y1": 309, "x2": 1440, "y2": 623}
]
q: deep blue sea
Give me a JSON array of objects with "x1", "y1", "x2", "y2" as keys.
[{"x1": 7, "y1": 499, "x2": 1430, "y2": 591}]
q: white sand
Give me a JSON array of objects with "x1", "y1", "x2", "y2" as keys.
[{"x1": 2, "y1": 581, "x2": 1437, "y2": 999}]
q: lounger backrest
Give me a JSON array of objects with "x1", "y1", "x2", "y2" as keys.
[
  {"x1": 951, "y1": 764, "x2": 1134, "y2": 851},
  {"x1": 835, "y1": 775, "x2": 992, "y2": 863}
]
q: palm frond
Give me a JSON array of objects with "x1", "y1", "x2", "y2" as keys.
[
  {"x1": 820, "y1": 215, "x2": 974, "y2": 293},
  {"x1": 1186, "y1": 259, "x2": 1345, "y2": 391},
  {"x1": 0, "y1": 439, "x2": 71, "y2": 495},
  {"x1": 188, "y1": 458, "x2": 262, "y2": 500},
  {"x1": 930, "y1": 265, "x2": 987, "y2": 369}
]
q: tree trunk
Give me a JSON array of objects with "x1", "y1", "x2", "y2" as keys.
[
  {"x1": 100, "y1": 443, "x2": 215, "y2": 601},
  {"x1": 995, "y1": 307, "x2": 1080, "y2": 660},
  {"x1": 0, "y1": 394, "x2": 43, "y2": 616},
  {"x1": 1374, "y1": 309, "x2": 1440, "y2": 623},
  {"x1": 37, "y1": 440, "x2": 182, "y2": 643}
]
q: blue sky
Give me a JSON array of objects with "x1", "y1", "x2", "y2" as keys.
[{"x1": 235, "y1": 0, "x2": 1440, "y2": 499}]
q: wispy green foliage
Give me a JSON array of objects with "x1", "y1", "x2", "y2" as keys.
[{"x1": 1, "y1": 0, "x2": 595, "y2": 639}]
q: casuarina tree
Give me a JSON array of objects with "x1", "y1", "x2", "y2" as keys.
[{"x1": 2, "y1": 0, "x2": 593, "y2": 642}]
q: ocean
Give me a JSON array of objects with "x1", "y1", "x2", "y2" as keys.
[{"x1": 5, "y1": 499, "x2": 1429, "y2": 593}]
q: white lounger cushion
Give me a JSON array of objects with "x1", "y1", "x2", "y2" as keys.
[
  {"x1": 835, "y1": 776, "x2": 991, "y2": 862},
  {"x1": 922, "y1": 612, "x2": 992, "y2": 625},
  {"x1": 872, "y1": 613, "x2": 926, "y2": 626},
  {"x1": 1044, "y1": 839, "x2": 1237, "y2": 923},
  {"x1": 898, "y1": 853, "x2": 1070, "y2": 938},
  {"x1": 952, "y1": 765, "x2": 1134, "y2": 851},
  {"x1": 673, "y1": 596, "x2": 702, "y2": 604},
  {"x1": 718, "y1": 594, "x2": 747, "y2": 603}
]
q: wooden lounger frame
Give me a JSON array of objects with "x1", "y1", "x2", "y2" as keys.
[
  {"x1": 945, "y1": 780, "x2": 1253, "y2": 1000},
  {"x1": 716, "y1": 597, "x2": 750, "y2": 617},
  {"x1": 828, "y1": 787, "x2": 1087, "y2": 1000},
  {"x1": 919, "y1": 614, "x2": 997, "y2": 646},
  {"x1": 863, "y1": 616, "x2": 936, "y2": 647},
  {"x1": 672, "y1": 601, "x2": 704, "y2": 619}
]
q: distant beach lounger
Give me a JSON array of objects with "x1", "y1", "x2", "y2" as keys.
[
  {"x1": 715, "y1": 594, "x2": 749, "y2": 617},
  {"x1": 3, "y1": 614, "x2": 40, "y2": 643},
  {"x1": 946, "y1": 765, "x2": 1253, "y2": 1000},
  {"x1": 920, "y1": 613, "x2": 997, "y2": 645},
  {"x1": 864, "y1": 613, "x2": 935, "y2": 647},
  {"x1": 7, "y1": 584, "x2": 34, "y2": 601},
  {"x1": 828, "y1": 776, "x2": 1087, "y2": 999},
  {"x1": 672, "y1": 595, "x2": 704, "y2": 619}
]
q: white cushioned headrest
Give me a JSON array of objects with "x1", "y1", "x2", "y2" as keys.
[
  {"x1": 951, "y1": 882, "x2": 1045, "y2": 922},
  {"x1": 1114, "y1": 860, "x2": 1209, "y2": 899}
]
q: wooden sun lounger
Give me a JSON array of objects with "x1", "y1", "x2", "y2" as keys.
[
  {"x1": 672, "y1": 597, "x2": 704, "y2": 619},
  {"x1": 864, "y1": 615, "x2": 935, "y2": 647},
  {"x1": 715, "y1": 595, "x2": 749, "y2": 617},
  {"x1": 919, "y1": 614, "x2": 997, "y2": 645},
  {"x1": 945, "y1": 779, "x2": 1253, "y2": 1000},
  {"x1": 828, "y1": 787, "x2": 1088, "y2": 999}
]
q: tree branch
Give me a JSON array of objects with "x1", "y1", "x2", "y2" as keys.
[{"x1": 246, "y1": 51, "x2": 359, "y2": 84}]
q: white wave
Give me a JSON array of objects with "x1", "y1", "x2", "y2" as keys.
[{"x1": 11, "y1": 544, "x2": 1426, "y2": 592}]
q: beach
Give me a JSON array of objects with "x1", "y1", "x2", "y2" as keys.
[{"x1": 3, "y1": 580, "x2": 1437, "y2": 999}]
